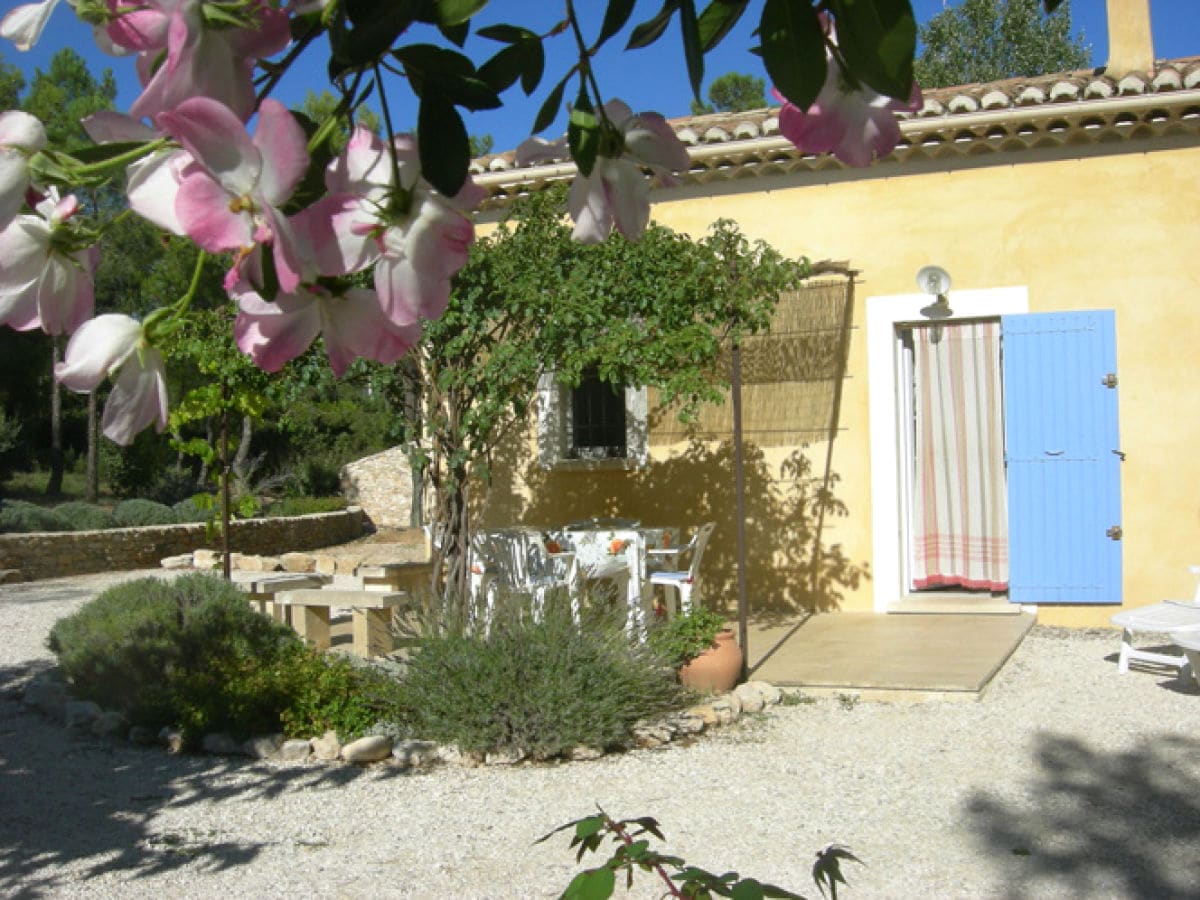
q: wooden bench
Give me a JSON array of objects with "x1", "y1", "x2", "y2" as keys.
[
  {"x1": 276, "y1": 588, "x2": 409, "y2": 658},
  {"x1": 237, "y1": 574, "x2": 330, "y2": 625}
]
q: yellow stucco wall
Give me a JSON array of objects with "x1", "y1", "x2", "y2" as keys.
[{"x1": 479, "y1": 142, "x2": 1200, "y2": 627}]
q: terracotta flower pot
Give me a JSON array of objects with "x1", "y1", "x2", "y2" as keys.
[{"x1": 678, "y1": 629, "x2": 743, "y2": 692}]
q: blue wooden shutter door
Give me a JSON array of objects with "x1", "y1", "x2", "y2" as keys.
[{"x1": 1001, "y1": 311, "x2": 1122, "y2": 604}]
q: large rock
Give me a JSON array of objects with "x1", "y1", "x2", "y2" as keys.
[
  {"x1": 64, "y1": 700, "x2": 101, "y2": 734},
  {"x1": 734, "y1": 683, "x2": 766, "y2": 714},
  {"x1": 746, "y1": 680, "x2": 782, "y2": 705},
  {"x1": 23, "y1": 670, "x2": 68, "y2": 721},
  {"x1": 202, "y1": 733, "x2": 244, "y2": 755},
  {"x1": 278, "y1": 739, "x2": 313, "y2": 762},
  {"x1": 192, "y1": 549, "x2": 221, "y2": 570},
  {"x1": 91, "y1": 710, "x2": 127, "y2": 739},
  {"x1": 485, "y1": 747, "x2": 527, "y2": 766},
  {"x1": 237, "y1": 555, "x2": 271, "y2": 572},
  {"x1": 243, "y1": 734, "x2": 284, "y2": 759},
  {"x1": 160, "y1": 554, "x2": 192, "y2": 570},
  {"x1": 281, "y1": 553, "x2": 316, "y2": 573},
  {"x1": 311, "y1": 730, "x2": 341, "y2": 761},
  {"x1": 341, "y1": 735, "x2": 393, "y2": 764},
  {"x1": 392, "y1": 740, "x2": 439, "y2": 768},
  {"x1": 159, "y1": 727, "x2": 184, "y2": 754}
]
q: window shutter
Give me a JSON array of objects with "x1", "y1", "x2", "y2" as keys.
[{"x1": 1002, "y1": 311, "x2": 1122, "y2": 604}]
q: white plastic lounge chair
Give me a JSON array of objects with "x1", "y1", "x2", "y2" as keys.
[
  {"x1": 647, "y1": 522, "x2": 715, "y2": 619},
  {"x1": 1170, "y1": 626, "x2": 1200, "y2": 689},
  {"x1": 1110, "y1": 566, "x2": 1200, "y2": 675}
]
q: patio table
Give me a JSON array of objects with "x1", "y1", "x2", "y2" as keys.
[{"x1": 548, "y1": 523, "x2": 682, "y2": 637}]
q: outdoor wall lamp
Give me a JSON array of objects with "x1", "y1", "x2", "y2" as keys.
[{"x1": 916, "y1": 265, "x2": 954, "y2": 319}]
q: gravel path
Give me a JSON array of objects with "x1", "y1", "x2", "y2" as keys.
[{"x1": 2, "y1": 570, "x2": 1198, "y2": 899}]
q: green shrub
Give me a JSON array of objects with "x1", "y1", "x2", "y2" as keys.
[
  {"x1": 0, "y1": 499, "x2": 73, "y2": 533},
  {"x1": 646, "y1": 606, "x2": 728, "y2": 668},
  {"x1": 112, "y1": 498, "x2": 177, "y2": 527},
  {"x1": 279, "y1": 653, "x2": 408, "y2": 742},
  {"x1": 149, "y1": 469, "x2": 203, "y2": 506},
  {"x1": 0, "y1": 409, "x2": 20, "y2": 490},
  {"x1": 266, "y1": 496, "x2": 347, "y2": 517},
  {"x1": 47, "y1": 573, "x2": 405, "y2": 745},
  {"x1": 54, "y1": 501, "x2": 115, "y2": 531},
  {"x1": 297, "y1": 457, "x2": 342, "y2": 498},
  {"x1": 172, "y1": 495, "x2": 214, "y2": 523},
  {"x1": 397, "y1": 598, "x2": 683, "y2": 758},
  {"x1": 100, "y1": 430, "x2": 175, "y2": 500}
]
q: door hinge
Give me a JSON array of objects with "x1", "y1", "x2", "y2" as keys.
[
  {"x1": 1101, "y1": 372, "x2": 1118, "y2": 389},
  {"x1": 1106, "y1": 525, "x2": 1123, "y2": 541}
]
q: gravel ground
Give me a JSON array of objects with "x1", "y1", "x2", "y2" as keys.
[{"x1": 1, "y1": 570, "x2": 1199, "y2": 899}]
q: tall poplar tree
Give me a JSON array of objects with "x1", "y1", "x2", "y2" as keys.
[{"x1": 915, "y1": 0, "x2": 1090, "y2": 89}]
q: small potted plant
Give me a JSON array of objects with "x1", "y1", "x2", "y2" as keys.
[{"x1": 647, "y1": 606, "x2": 743, "y2": 692}]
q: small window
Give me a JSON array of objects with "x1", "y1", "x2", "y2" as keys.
[
  {"x1": 570, "y1": 368, "x2": 626, "y2": 459},
  {"x1": 537, "y1": 371, "x2": 647, "y2": 470}
]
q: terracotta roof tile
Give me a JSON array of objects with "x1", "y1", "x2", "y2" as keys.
[{"x1": 471, "y1": 57, "x2": 1200, "y2": 190}]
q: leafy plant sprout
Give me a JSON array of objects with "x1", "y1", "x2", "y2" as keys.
[{"x1": 540, "y1": 806, "x2": 863, "y2": 899}]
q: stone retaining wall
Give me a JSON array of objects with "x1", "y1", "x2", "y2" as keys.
[
  {"x1": 341, "y1": 447, "x2": 415, "y2": 528},
  {"x1": 0, "y1": 508, "x2": 368, "y2": 583}
]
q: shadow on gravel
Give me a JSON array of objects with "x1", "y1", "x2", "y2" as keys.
[
  {"x1": 0, "y1": 660, "x2": 411, "y2": 898},
  {"x1": 967, "y1": 733, "x2": 1200, "y2": 899}
]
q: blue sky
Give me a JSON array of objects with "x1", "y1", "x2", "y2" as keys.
[{"x1": 7, "y1": 0, "x2": 1199, "y2": 152}]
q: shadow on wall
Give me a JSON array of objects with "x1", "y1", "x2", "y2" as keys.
[
  {"x1": 484, "y1": 435, "x2": 868, "y2": 623},
  {"x1": 966, "y1": 732, "x2": 1200, "y2": 898}
]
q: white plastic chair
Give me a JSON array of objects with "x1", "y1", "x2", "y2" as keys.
[
  {"x1": 1110, "y1": 565, "x2": 1200, "y2": 676},
  {"x1": 469, "y1": 528, "x2": 577, "y2": 631},
  {"x1": 1171, "y1": 626, "x2": 1200, "y2": 690},
  {"x1": 647, "y1": 522, "x2": 715, "y2": 619}
]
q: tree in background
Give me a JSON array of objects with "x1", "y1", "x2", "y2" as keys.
[
  {"x1": 19, "y1": 49, "x2": 116, "y2": 496},
  {"x1": 915, "y1": 0, "x2": 1090, "y2": 89},
  {"x1": 690, "y1": 71, "x2": 767, "y2": 115},
  {"x1": 300, "y1": 89, "x2": 381, "y2": 154},
  {"x1": 468, "y1": 133, "x2": 494, "y2": 157}
]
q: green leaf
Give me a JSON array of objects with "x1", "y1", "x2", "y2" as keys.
[
  {"x1": 531, "y1": 72, "x2": 570, "y2": 134},
  {"x1": 759, "y1": 0, "x2": 826, "y2": 112},
  {"x1": 679, "y1": 0, "x2": 704, "y2": 100},
  {"x1": 596, "y1": 0, "x2": 636, "y2": 48},
  {"x1": 562, "y1": 867, "x2": 616, "y2": 900},
  {"x1": 477, "y1": 23, "x2": 526, "y2": 42},
  {"x1": 69, "y1": 140, "x2": 152, "y2": 166},
  {"x1": 627, "y1": 0, "x2": 679, "y2": 50},
  {"x1": 393, "y1": 44, "x2": 500, "y2": 109},
  {"x1": 418, "y1": 91, "x2": 469, "y2": 196},
  {"x1": 828, "y1": 0, "x2": 916, "y2": 101},
  {"x1": 333, "y1": 0, "x2": 421, "y2": 70},
  {"x1": 568, "y1": 90, "x2": 599, "y2": 178},
  {"x1": 438, "y1": 18, "x2": 470, "y2": 47},
  {"x1": 478, "y1": 36, "x2": 544, "y2": 96},
  {"x1": 433, "y1": 0, "x2": 486, "y2": 27},
  {"x1": 731, "y1": 878, "x2": 766, "y2": 900},
  {"x1": 697, "y1": 0, "x2": 749, "y2": 52}
]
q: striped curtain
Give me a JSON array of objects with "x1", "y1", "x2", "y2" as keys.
[{"x1": 911, "y1": 321, "x2": 1009, "y2": 591}]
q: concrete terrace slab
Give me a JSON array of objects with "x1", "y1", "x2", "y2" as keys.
[{"x1": 745, "y1": 612, "x2": 1036, "y2": 702}]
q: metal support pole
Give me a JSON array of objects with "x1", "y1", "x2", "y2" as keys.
[{"x1": 731, "y1": 337, "x2": 749, "y2": 680}]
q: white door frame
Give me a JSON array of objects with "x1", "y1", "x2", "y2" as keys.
[{"x1": 866, "y1": 286, "x2": 1029, "y2": 612}]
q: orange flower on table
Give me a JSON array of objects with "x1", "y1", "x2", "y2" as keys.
[
  {"x1": 662, "y1": 531, "x2": 671, "y2": 548},
  {"x1": 545, "y1": 539, "x2": 562, "y2": 554},
  {"x1": 609, "y1": 539, "x2": 627, "y2": 555}
]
